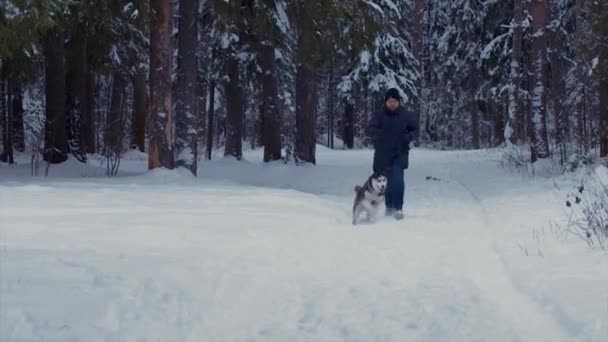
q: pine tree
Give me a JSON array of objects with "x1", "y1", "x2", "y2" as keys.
[
  {"x1": 175, "y1": 0, "x2": 199, "y2": 174},
  {"x1": 507, "y1": 0, "x2": 524, "y2": 145},
  {"x1": 149, "y1": 0, "x2": 174, "y2": 169},
  {"x1": 530, "y1": 0, "x2": 550, "y2": 162},
  {"x1": 43, "y1": 28, "x2": 68, "y2": 164}
]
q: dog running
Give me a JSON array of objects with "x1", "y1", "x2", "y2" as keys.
[{"x1": 352, "y1": 172, "x2": 387, "y2": 225}]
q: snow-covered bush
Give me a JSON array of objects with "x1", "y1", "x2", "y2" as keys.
[
  {"x1": 564, "y1": 153, "x2": 595, "y2": 173},
  {"x1": 565, "y1": 165, "x2": 608, "y2": 250}
]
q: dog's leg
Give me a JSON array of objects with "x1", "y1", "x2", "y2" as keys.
[
  {"x1": 352, "y1": 205, "x2": 362, "y2": 225},
  {"x1": 361, "y1": 200, "x2": 376, "y2": 223}
]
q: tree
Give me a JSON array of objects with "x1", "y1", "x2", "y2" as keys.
[
  {"x1": 149, "y1": 0, "x2": 174, "y2": 169},
  {"x1": 132, "y1": 0, "x2": 148, "y2": 153},
  {"x1": 412, "y1": 0, "x2": 427, "y2": 143},
  {"x1": 259, "y1": 40, "x2": 283, "y2": 161},
  {"x1": 224, "y1": 53, "x2": 243, "y2": 160},
  {"x1": 175, "y1": 0, "x2": 199, "y2": 174},
  {"x1": 530, "y1": 0, "x2": 550, "y2": 162},
  {"x1": 43, "y1": 28, "x2": 68, "y2": 164},
  {"x1": 506, "y1": 0, "x2": 524, "y2": 145},
  {"x1": 592, "y1": 1, "x2": 608, "y2": 157},
  {"x1": 291, "y1": 0, "x2": 326, "y2": 164},
  {"x1": 1, "y1": 60, "x2": 14, "y2": 164}
]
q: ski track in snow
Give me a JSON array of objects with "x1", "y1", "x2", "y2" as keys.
[{"x1": 0, "y1": 147, "x2": 606, "y2": 341}]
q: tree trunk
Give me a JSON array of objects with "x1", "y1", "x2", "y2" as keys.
[
  {"x1": 494, "y1": 102, "x2": 505, "y2": 147},
  {"x1": 12, "y1": 84, "x2": 24, "y2": 152},
  {"x1": 601, "y1": 76, "x2": 608, "y2": 158},
  {"x1": 196, "y1": 74, "x2": 206, "y2": 151},
  {"x1": 469, "y1": 73, "x2": 481, "y2": 149},
  {"x1": 206, "y1": 79, "x2": 215, "y2": 160},
  {"x1": 130, "y1": 0, "x2": 147, "y2": 153},
  {"x1": 175, "y1": 0, "x2": 199, "y2": 174},
  {"x1": 574, "y1": 0, "x2": 587, "y2": 153},
  {"x1": 344, "y1": 100, "x2": 355, "y2": 149},
  {"x1": 43, "y1": 29, "x2": 68, "y2": 164},
  {"x1": 106, "y1": 73, "x2": 126, "y2": 155},
  {"x1": 328, "y1": 58, "x2": 335, "y2": 149},
  {"x1": 471, "y1": 104, "x2": 481, "y2": 149},
  {"x1": 295, "y1": 63, "x2": 316, "y2": 164},
  {"x1": 549, "y1": 0, "x2": 566, "y2": 160},
  {"x1": 600, "y1": 23, "x2": 608, "y2": 157},
  {"x1": 65, "y1": 25, "x2": 88, "y2": 163},
  {"x1": 149, "y1": 0, "x2": 174, "y2": 169},
  {"x1": 507, "y1": 0, "x2": 524, "y2": 145},
  {"x1": 530, "y1": 0, "x2": 550, "y2": 162},
  {"x1": 80, "y1": 62, "x2": 96, "y2": 154},
  {"x1": 413, "y1": 0, "x2": 426, "y2": 143},
  {"x1": 1, "y1": 62, "x2": 14, "y2": 164},
  {"x1": 260, "y1": 41, "x2": 282, "y2": 162},
  {"x1": 224, "y1": 56, "x2": 243, "y2": 160},
  {"x1": 132, "y1": 71, "x2": 147, "y2": 152}
]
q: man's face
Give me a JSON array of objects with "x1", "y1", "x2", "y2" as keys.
[{"x1": 386, "y1": 98, "x2": 400, "y2": 111}]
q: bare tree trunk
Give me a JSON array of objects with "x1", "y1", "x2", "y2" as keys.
[
  {"x1": 196, "y1": 74, "x2": 206, "y2": 152},
  {"x1": 549, "y1": 0, "x2": 566, "y2": 161},
  {"x1": 507, "y1": 0, "x2": 524, "y2": 145},
  {"x1": 295, "y1": 62, "x2": 316, "y2": 164},
  {"x1": 600, "y1": 27, "x2": 608, "y2": 156},
  {"x1": 149, "y1": 0, "x2": 174, "y2": 169},
  {"x1": 471, "y1": 105, "x2": 481, "y2": 149},
  {"x1": 494, "y1": 102, "x2": 506, "y2": 147},
  {"x1": 65, "y1": 24, "x2": 88, "y2": 163},
  {"x1": 601, "y1": 76, "x2": 608, "y2": 157},
  {"x1": 206, "y1": 79, "x2": 215, "y2": 160},
  {"x1": 1, "y1": 61, "x2": 14, "y2": 164},
  {"x1": 260, "y1": 41, "x2": 282, "y2": 162},
  {"x1": 413, "y1": 0, "x2": 426, "y2": 143},
  {"x1": 132, "y1": 71, "x2": 146, "y2": 152},
  {"x1": 469, "y1": 73, "x2": 481, "y2": 149},
  {"x1": 12, "y1": 84, "x2": 24, "y2": 152},
  {"x1": 80, "y1": 62, "x2": 96, "y2": 154},
  {"x1": 574, "y1": 0, "x2": 587, "y2": 153},
  {"x1": 130, "y1": 0, "x2": 147, "y2": 153},
  {"x1": 343, "y1": 100, "x2": 355, "y2": 149},
  {"x1": 328, "y1": 58, "x2": 335, "y2": 149},
  {"x1": 224, "y1": 55, "x2": 243, "y2": 160},
  {"x1": 175, "y1": 0, "x2": 199, "y2": 174},
  {"x1": 43, "y1": 29, "x2": 68, "y2": 164},
  {"x1": 106, "y1": 73, "x2": 126, "y2": 155},
  {"x1": 530, "y1": 0, "x2": 550, "y2": 162}
]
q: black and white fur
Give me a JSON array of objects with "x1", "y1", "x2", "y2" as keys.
[{"x1": 352, "y1": 173, "x2": 387, "y2": 225}]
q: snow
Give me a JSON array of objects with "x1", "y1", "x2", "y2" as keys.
[
  {"x1": 273, "y1": 1, "x2": 290, "y2": 35},
  {"x1": 596, "y1": 165, "x2": 608, "y2": 187},
  {"x1": 1, "y1": 147, "x2": 607, "y2": 341}
]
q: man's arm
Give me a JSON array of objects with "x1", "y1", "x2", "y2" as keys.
[{"x1": 400, "y1": 110, "x2": 419, "y2": 149}]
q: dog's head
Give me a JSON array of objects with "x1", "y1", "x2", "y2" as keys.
[{"x1": 370, "y1": 172, "x2": 388, "y2": 193}]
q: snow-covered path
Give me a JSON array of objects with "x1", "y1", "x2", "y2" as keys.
[{"x1": 1, "y1": 148, "x2": 606, "y2": 341}]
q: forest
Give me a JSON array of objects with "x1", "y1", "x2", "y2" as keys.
[{"x1": 0, "y1": 0, "x2": 607, "y2": 176}]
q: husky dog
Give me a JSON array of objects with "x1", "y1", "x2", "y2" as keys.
[{"x1": 352, "y1": 173, "x2": 388, "y2": 225}]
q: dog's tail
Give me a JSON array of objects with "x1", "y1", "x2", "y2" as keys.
[{"x1": 354, "y1": 185, "x2": 362, "y2": 192}]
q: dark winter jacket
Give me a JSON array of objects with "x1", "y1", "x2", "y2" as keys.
[{"x1": 366, "y1": 107, "x2": 419, "y2": 173}]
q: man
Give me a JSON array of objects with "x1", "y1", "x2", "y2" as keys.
[{"x1": 366, "y1": 88, "x2": 419, "y2": 220}]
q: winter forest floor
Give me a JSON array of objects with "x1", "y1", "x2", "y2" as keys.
[{"x1": 0, "y1": 146, "x2": 607, "y2": 342}]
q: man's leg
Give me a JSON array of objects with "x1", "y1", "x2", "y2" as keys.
[
  {"x1": 391, "y1": 163, "x2": 405, "y2": 211},
  {"x1": 384, "y1": 169, "x2": 394, "y2": 215}
]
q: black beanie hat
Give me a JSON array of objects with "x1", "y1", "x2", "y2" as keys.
[{"x1": 384, "y1": 88, "x2": 401, "y2": 102}]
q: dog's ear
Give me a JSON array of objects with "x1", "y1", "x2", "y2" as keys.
[{"x1": 354, "y1": 185, "x2": 362, "y2": 192}]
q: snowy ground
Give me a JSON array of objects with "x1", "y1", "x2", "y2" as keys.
[{"x1": 1, "y1": 147, "x2": 606, "y2": 342}]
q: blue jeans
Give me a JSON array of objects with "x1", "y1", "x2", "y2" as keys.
[{"x1": 385, "y1": 162, "x2": 405, "y2": 211}]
